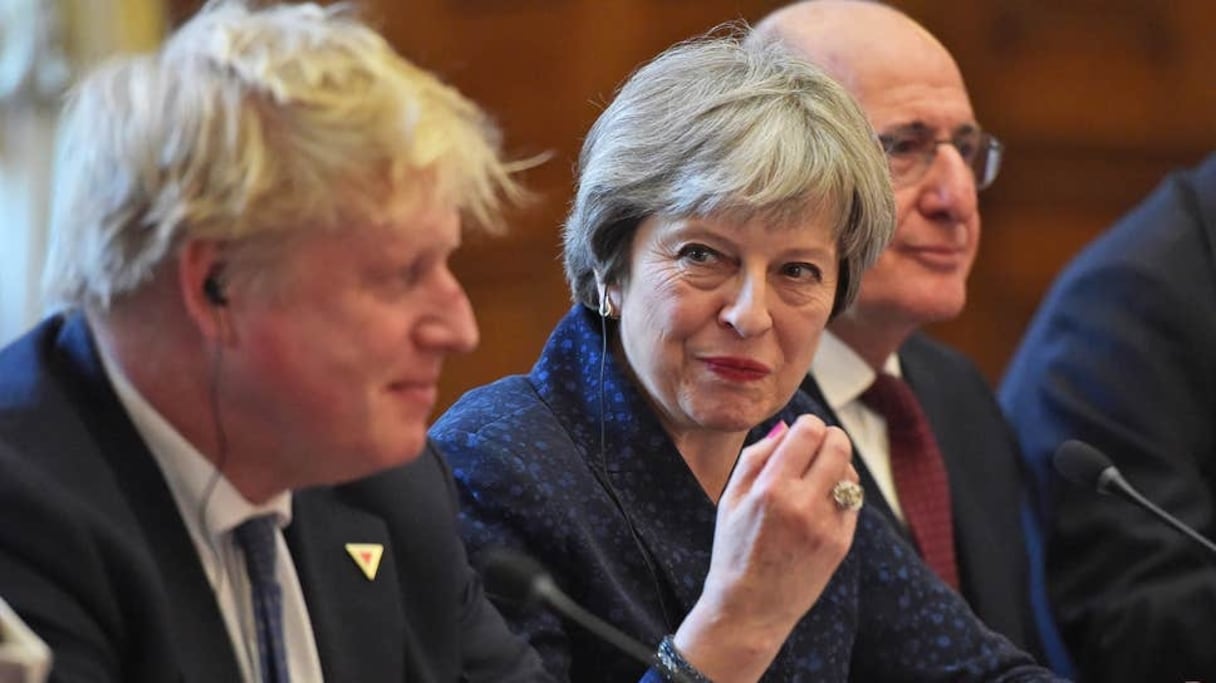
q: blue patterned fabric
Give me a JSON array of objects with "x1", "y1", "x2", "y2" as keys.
[
  {"x1": 235, "y1": 516, "x2": 290, "y2": 683},
  {"x1": 432, "y1": 305, "x2": 1063, "y2": 682}
]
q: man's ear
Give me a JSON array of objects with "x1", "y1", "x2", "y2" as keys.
[{"x1": 178, "y1": 239, "x2": 234, "y2": 344}]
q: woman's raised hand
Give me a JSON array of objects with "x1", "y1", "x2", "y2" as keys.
[{"x1": 673, "y1": 414, "x2": 861, "y2": 683}]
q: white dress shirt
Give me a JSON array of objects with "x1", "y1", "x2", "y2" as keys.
[
  {"x1": 810, "y1": 330, "x2": 909, "y2": 523},
  {"x1": 99, "y1": 351, "x2": 325, "y2": 683}
]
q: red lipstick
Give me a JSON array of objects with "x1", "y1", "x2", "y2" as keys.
[{"x1": 702, "y1": 356, "x2": 771, "y2": 382}]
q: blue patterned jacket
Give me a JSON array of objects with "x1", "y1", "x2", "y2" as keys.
[{"x1": 432, "y1": 306, "x2": 1062, "y2": 682}]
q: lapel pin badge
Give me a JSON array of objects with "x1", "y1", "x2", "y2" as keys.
[{"x1": 345, "y1": 543, "x2": 384, "y2": 581}]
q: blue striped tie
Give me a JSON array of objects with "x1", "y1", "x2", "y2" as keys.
[{"x1": 234, "y1": 516, "x2": 291, "y2": 683}]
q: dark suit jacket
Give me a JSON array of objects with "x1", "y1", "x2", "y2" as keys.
[
  {"x1": 802, "y1": 334, "x2": 1050, "y2": 665},
  {"x1": 432, "y1": 306, "x2": 1059, "y2": 682},
  {"x1": 1000, "y1": 153, "x2": 1216, "y2": 683},
  {"x1": 0, "y1": 314, "x2": 550, "y2": 682}
]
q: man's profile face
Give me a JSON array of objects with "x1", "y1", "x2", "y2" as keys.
[
  {"x1": 221, "y1": 198, "x2": 478, "y2": 487},
  {"x1": 844, "y1": 30, "x2": 982, "y2": 330}
]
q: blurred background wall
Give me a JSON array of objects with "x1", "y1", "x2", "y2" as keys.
[
  {"x1": 151, "y1": 0, "x2": 1216, "y2": 411},
  {"x1": 0, "y1": 0, "x2": 165, "y2": 346}
]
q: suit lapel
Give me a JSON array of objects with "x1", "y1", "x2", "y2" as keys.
[
  {"x1": 287, "y1": 489, "x2": 405, "y2": 682},
  {"x1": 109, "y1": 449, "x2": 245, "y2": 683},
  {"x1": 592, "y1": 357, "x2": 715, "y2": 633},
  {"x1": 531, "y1": 309, "x2": 714, "y2": 634}
]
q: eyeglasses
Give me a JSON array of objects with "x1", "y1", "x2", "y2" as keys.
[{"x1": 878, "y1": 124, "x2": 1004, "y2": 191}]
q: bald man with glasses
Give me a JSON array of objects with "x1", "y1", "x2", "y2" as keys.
[{"x1": 754, "y1": 0, "x2": 1069, "y2": 674}]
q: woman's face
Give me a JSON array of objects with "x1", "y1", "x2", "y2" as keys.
[{"x1": 612, "y1": 211, "x2": 839, "y2": 442}]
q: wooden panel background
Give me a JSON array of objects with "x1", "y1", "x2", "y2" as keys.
[{"x1": 169, "y1": 0, "x2": 1216, "y2": 414}]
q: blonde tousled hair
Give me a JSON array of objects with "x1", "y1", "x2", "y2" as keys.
[{"x1": 45, "y1": 0, "x2": 521, "y2": 310}]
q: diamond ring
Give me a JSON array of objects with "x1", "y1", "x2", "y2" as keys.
[{"x1": 831, "y1": 480, "x2": 864, "y2": 511}]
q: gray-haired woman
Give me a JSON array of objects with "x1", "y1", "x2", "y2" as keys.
[{"x1": 433, "y1": 31, "x2": 1062, "y2": 683}]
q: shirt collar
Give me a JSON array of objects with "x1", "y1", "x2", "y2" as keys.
[{"x1": 811, "y1": 330, "x2": 903, "y2": 411}]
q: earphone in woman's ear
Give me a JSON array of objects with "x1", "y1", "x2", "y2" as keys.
[{"x1": 597, "y1": 280, "x2": 618, "y2": 319}]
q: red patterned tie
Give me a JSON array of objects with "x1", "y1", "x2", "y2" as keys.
[{"x1": 860, "y1": 373, "x2": 960, "y2": 589}]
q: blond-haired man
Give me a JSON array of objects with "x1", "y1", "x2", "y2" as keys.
[{"x1": 0, "y1": 2, "x2": 549, "y2": 681}]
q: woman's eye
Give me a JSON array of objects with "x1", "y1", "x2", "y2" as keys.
[
  {"x1": 781, "y1": 262, "x2": 822, "y2": 282},
  {"x1": 678, "y1": 244, "x2": 718, "y2": 264}
]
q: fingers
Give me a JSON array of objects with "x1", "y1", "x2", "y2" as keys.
[
  {"x1": 726, "y1": 415, "x2": 860, "y2": 517},
  {"x1": 804, "y1": 425, "x2": 856, "y2": 482},
  {"x1": 806, "y1": 427, "x2": 862, "y2": 518},
  {"x1": 754, "y1": 414, "x2": 841, "y2": 484},
  {"x1": 730, "y1": 415, "x2": 856, "y2": 491}
]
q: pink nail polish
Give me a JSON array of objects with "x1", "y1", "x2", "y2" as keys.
[{"x1": 765, "y1": 420, "x2": 788, "y2": 439}]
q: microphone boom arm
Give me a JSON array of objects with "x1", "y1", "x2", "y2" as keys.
[
  {"x1": 1101, "y1": 468, "x2": 1216, "y2": 559},
  {"x1": 534, "y1": 576, "x2": 660, "y2": 667}
]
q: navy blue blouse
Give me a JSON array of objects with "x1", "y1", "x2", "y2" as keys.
[{"x1": 432, "y1": 306, "x2": 1061, "y2": 682}]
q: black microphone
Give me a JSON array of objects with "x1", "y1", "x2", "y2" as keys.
[
  {"x1": 1053, "y1": 439, "x2": 1216, "y2": 560},
  {"x1": 479, "y1": 548, "x2": 696, "y2": 683}
]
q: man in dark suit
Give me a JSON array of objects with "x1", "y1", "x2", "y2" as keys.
[
  {"x1": 1000, "y1": 153, "x2": 1216, "y2": 682},
  {"x1": 0, "y1": 2, "x2": 549, "y2": 681},
  {"x1": 755, "y1": 0, "x2": 1067, "y2": 672}
]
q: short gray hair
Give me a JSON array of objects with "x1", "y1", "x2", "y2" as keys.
[
  {"x1": 562, "y1": 28, "x2": 894, "y2": 316},
  {"x1": 44, "y1": 0, "x2": 521, "y2": 311}
]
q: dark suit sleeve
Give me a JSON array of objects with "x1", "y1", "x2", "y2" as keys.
[{"x1": 1000, "y1": 170, "x2": 1216, "y2": 682}]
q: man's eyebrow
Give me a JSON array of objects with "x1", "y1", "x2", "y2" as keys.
[
  {"x1": 878, "y1": 121, "x2": 982, "y2": 137},
  {"x1": 953, "y1": 122, "x2": 979, "y2": 136},
  {"x1": 878, "y1": 121, "x2": 932, "y2": 138}
]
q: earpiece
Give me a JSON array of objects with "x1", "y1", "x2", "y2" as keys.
[
  {"x1": 203, "y1": 272, "x2": 228, "y2": 307},
  {"x1": 596, "y1": 280, "x2": 618, "y2": 319},
  {"x1": 597, "y1": 281, "x2": 609, "y2": 318}
]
